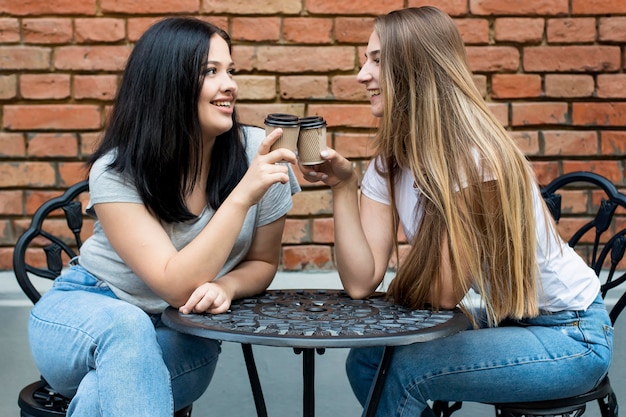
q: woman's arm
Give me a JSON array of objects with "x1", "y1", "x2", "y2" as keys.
[
  {"x1": 431, "y1": 182, "x2": 497, "y2": 309},
  {"x1": 436, "y1": 232, "x2": 465, "y2": 309},
  {"x1": 179, "y1": 216, "x2": 286, "y2": 314},
  {"x1": 300, "y1": 149, "x2": 394, "y2": 299},
  {"x1": 94, "y1": 129, "x2": 296, "y2": 308},
  {"x1": 333, "y1": 181, "x2": 394, "y2": 298}
]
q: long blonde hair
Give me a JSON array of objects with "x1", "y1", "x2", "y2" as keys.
[{"x1": 376, "y1": 7, "x2": 539, "y2": 325}]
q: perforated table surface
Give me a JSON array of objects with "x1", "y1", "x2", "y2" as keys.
[
  {"x1": 163, "y1": 289, "x2": 465, "y2": 348},
  {"x1": 162, "y1": 289, "x2": 468, "y2": 417}
]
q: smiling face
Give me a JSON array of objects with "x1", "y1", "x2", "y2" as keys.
[
  {"x1": 198, "y1": 34, "x2": 238, "y2": 141},
  {"x1": 357, "y1": 30, "x2": 382, "y2": 118}
]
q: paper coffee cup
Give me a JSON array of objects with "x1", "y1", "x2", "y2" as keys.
[
  {"x1": 264, "y1": 113, "x2": 300, "y2": 153},
  {"x1": 297, "y1": 116, "x2": 327, "y2": 165}
]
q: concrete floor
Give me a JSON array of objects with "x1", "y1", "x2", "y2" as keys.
[{"x1": 1, "y1": 270, "x2": 624, "y2": 417}]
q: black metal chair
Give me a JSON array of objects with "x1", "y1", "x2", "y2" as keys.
[
  {"x1": 13, "y1": 180, "x2": 193, "y2": 417},
  {"x1": 434, "y1": 171, "x2": 626, "y2": 417}
]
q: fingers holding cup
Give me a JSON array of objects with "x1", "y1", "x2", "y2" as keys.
[{"x1": 260, "y1": 127, "x2": 297, "y2": 165}]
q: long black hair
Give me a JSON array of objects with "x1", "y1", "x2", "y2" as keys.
[{"x1": 89, "y1": 17, "x2": 248, "y2": 223}]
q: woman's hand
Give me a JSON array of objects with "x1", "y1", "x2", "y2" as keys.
[
  {"x1": 298, "y1": 148, "x2": 357, "y2": 189},
  {"x1": 179, "y1": 281, "x2": 231, "y2": 314},
  {"x1": 231, "y1": 128, "x2": 297, "y2": 207}
]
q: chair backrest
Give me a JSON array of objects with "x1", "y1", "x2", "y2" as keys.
[
  {"x1": 13, "y1": 180, "x2": 90, "y2": 304},
  {"x1": 540, "y1": 171, "x2": 626, "y2": 325}
]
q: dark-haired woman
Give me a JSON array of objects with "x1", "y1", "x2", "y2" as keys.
[{"x1": 28, "y1": 17, "x2": 299, "y2": 417}]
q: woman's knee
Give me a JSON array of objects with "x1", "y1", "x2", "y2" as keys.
[
  {"x1": 105, "y1": 304, "x2": 156, "y2": 339},
  {"x1": 94, "y1": 305, "x2": 162, "y2": 363}
]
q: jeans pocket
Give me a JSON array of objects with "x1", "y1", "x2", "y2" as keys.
[
  {"x1": 52, "y1": 265, "x2": 113, "y2": 296},
  {"x1": 603, "y1": 324, "x2": 614, "y2": 356}
]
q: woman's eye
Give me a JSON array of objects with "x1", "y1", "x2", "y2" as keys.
[
  {"x1": 228, "y1": 68, "x2": 236, "y2": 76},
  {"x1": 374, "y1": 58, "x2": 380, "y2": 64},
  {"x1": 205, "y1": 68, "x2": 217, "y2": 75}
]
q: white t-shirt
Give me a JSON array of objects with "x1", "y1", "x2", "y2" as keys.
[
  {"x1": 78, "y1": 125, "x2": 301, "y2": 314},
  {"x1": 361, "y1": 157, "x2": 600, "y2": 312}
]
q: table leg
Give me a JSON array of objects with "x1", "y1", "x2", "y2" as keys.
[
  {"x1": 294, "y1": 348, "x2": 325, "y2": 417},
  {"x1": 363, "y1": 345, "x2": 395, "y2": 417},
  {"x1": 294, "y1": 348, "x2": 315, "y2": 417},
  {"x1": 241, "y1": 344, "x2": 268, "y2": 417},
  {"x1": 303, "y1": 349, "x2": 315, "y2": 417}
]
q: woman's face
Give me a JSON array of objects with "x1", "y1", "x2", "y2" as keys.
[
  {"x1": 357, "y1": 30, "x2": 382, "y2": 118},
  {"x1": 198, "y1": 34, "x2": 238, "y2": 141}
]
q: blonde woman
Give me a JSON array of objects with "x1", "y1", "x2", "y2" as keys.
[{"x1": 299, "y1": 7, "x2": 612, "y2": 417}]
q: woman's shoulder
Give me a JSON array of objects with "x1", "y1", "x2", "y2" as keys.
[
  {"x1": 238, "y1": 125, "x2": 264, "y2": 162},
  {"x1": 241, "y1": 124, "x2": 264, "y2": 147},
  {"x1": 89, "y1": 150, "x2": 117, "y2": 182},
  {"x1": 88, "y1": 150, "x2": 139, "y2": 201}
]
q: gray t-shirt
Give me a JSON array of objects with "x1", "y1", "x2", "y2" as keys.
[{"x1": 78, "y1": 125, "x2": 301, "y2": 313}]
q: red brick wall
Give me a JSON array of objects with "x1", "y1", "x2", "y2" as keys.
[{"x1": 1, "y1": 0, "x2": 625, "y2": 271}]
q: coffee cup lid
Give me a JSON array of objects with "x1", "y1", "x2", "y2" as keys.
[
  {"x1": 299, "y1": 116, "x2": 326, "y2": 129},
  {"x1": 265, "y1": 113, "x2": 300, "y2": 126}
]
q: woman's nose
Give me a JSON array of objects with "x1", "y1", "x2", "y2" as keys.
[
  {"x1": 222, "y1": 76, "x2": 237, "y2": 93},
  {"x1": 357, "y1": 65, "x2": 371, "y2": 83}
]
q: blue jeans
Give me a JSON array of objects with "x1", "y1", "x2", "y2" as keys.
[
  {"x1": 28, "y1": 265, "x2": 221, "y2": 417},
  {"x1": 346, "y1": 294, "x2": 613, "y2": 417}
]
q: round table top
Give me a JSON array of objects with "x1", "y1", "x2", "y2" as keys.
[{"x1": 162, "y1": 289, "x2": 468, "y2": 348}]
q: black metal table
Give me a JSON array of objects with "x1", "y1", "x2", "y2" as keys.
[{"x1": 162, "y1": 289, "x2": 468, "y2": 417}]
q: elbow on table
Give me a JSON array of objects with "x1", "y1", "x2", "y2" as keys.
[
  {"x1": 159, "y1": 286, "x2": 197, "y2": 310},
  {"x1": 343, "y1": 285, "x2": 376, "y2": 300},
  {"x1": 438, "y1": 300, "x2": 459, "y2": 311},
  {"x1": 164, "y1": 295, "x2": 187, "y2": 310},
  {"x1": 434, "y1": 292, "x2": 463, "y2": 311}
]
